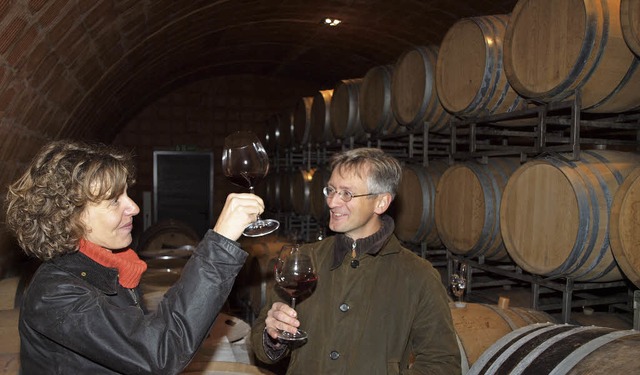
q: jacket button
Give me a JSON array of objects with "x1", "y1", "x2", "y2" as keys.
[
  {"x1": 329, "y1": 350, "x2": 340, "y2": 360},
  {"x1": 350, "y1": 259, "x2": 359, "y2": 268},
  {"x1": 339, "y1": 303, "x2": 350, "y2": 312}
]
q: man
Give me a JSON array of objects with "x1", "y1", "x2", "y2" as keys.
[{"x1": 251, "y1": 147, "x2": 461, "y2": 374}]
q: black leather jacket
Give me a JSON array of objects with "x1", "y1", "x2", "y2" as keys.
[{"x1": 19, "y1": 230, "x2": 247, "y2": 374}]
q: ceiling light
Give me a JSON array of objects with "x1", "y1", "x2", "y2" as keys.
[{"x1": 322, "y1": 18, "x2": 341, "y2": 26}]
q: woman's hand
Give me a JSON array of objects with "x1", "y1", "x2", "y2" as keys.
[
  {"x1": 264, "y1": 302, "x2": 300, "y2": 339},
  {"x1": 213, "y1": 193, "x2": 264, "y2": 241}
]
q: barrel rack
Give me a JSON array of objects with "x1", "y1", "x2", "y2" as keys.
[
  {"x1": 444, "y1": 93, "x2": 640, "y2": 324},
  {"x1": 270, "y1": 93, "x2": 640, "y2": 324},
  {"x1": 449, "y1": 92, "x2": 640, "y2": 162},
  {"x1": 447, "y1": 252, "x2": 632, "y2": 324}
]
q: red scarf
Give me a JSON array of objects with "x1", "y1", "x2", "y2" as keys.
[{"x1": 78, "y1": 239, "x2": 148, "y2": 288}]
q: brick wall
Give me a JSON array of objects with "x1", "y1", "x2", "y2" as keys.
[{"x1": 113, "y1": 74, "x2": 316, "y2": 239}]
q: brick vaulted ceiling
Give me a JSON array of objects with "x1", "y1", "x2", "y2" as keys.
[
  {"x1": 0, "y1": 0, "x2": 524, "y2": 265},
  {"x1": 0, "y1": 0, "x2": 518, "y2": 158}
]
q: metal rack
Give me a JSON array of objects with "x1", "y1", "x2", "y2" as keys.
[
  {"x1": 270, "y1": 95, "x2": 640, "y2": 324},
  {"x1": 449, "y1": 93, "x2": 640, "y2": 162},
  {"x1": 447, "y1": 252, "x2": 631, "y2": 323}
]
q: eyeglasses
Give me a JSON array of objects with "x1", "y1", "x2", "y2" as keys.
[{"x1": 322, "y1": 186, "x2": 379, "y2": 202}]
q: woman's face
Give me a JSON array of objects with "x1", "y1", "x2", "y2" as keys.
[{"x1": 80, "y1": 190, "x2": 140, "y2": 251}]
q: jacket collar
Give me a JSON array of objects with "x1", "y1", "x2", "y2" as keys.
[
  {"x1": 331, "y1": 214, "x2": 396, "y2": 269},
  {"x1": 51, "y1": 251, "x2": 120, "y2": 295}
]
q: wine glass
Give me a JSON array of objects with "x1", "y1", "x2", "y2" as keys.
[
  {"x1": 222, "y1": 131, "x2": 280, "y2": 237},
  {"x1": 450, "y1": 262, "x2": 467, "y2": 308},
  {"x1": 274, "y1": 244, "x2": 318, "y2": 342}
]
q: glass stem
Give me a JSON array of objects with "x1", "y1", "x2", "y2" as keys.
[
  {"x1": 291, "y1": 297, "x2": 297, "y2": 310},
  {"x1": 248, "y1": 186, "x2": 262, "y2": 221}
]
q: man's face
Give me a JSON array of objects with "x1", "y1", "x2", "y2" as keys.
[{"x1": 326, "y1": 166, "x2": 387, "y2": 239}]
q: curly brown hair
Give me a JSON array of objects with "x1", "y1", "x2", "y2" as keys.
[{"x1": 5, "y1": 140, "x2": 136, "y2": 261}]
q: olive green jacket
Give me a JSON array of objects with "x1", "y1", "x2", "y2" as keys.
[{"x1": 251, "y1": 217, "x2": 461, "y2": 375}]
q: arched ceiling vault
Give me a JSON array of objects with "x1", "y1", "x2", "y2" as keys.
[
  {"x1": 59, "y1": 0, "x2": 519, "y2": 140},
  {"x1": 0, "y1": 0, "x2": 520, "y2": 162}
]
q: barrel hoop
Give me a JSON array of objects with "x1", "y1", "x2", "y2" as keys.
[
  {"x1": 511, "y1": 325, "x2": 602, "y2": 375},
  {"x1": 548, "y1": 329, "x2": 638, "y2": 375},
  {"x1": 478, "y1": 15, "x2": 506, "y2": 114},
  {"x1": 487, "y1": 15, "x2": 524, "y2": 115},
  {"x1": 456, "y1": 334, "x2": 471, "y2": 374},
  {"x1": 481, "y1": 159, "x2": 514, "y2": 260},
  {"x1": 543, "y1": 157, "x2": 594, "y2": 276},
  {"x1": 575, "y1": 3, "x2": 611, "y2": 97},
  {"x1": 589, "y1": 57, "x2": 640, "y2": 111},
  {"x1": 413, "y1": 47, "x2": 435, "y2": 128},
  {"x1": 426, "y1": 106, "x2": 451, "y2": 133},
  {"x1": 483, "y1": 304, "x2": 519, "y2": 331},
  {"x1": 506, "y1": 95, "x2": 525, "y2": 113},
  {"x1": 511, "y1": 307, "x2": 551, "y2": 326},
  {"x1": 580, "y1": 151, "x2": 630, "y2": 280},
  {"x1": 460, "y1": 162, "x2": 496, "y2": 258},
  {"x1": 420, "y1": 165, "x2": 439, "y2": 242},
  {"x1": 473, "y1": 162, "x2": 498, "y2": 258},
  {"x1": 565, "y1": 153, "x2": 612, "y2": 279},
  {"x1": 467, "y1": 160, "x2": 513, "y2": 260},
  {"x1": 468, "y1": 323, "x2": 555, "y2": 375},
  {"x1": 413, "y1": 165, "x2": 431, "y2": 243},
  {"x1": 380, "y1": 68, "x2": 394, "y2": 131},
  {"x1": 585, "y1": 150, "x2": 625, "y2": 184},
  {"x1": 552, "y1": 5, "x2": 603, "y2": 100},
  {"x1": 569, "y1": 151, "x2": 622, "y2": 280},
  {"x1": 576, "y1": 152, "x2": 623, "y2": 281},
  {"x1": 398, "y1": 164, "x2": 436, "y2": 243}
]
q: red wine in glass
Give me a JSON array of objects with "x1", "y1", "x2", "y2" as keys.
[
  {"x1": 275, "y1": 244, "x2": 318, "y2": 342},
  {"x1": 222, "y1": 131, "x2": 279, "y2": 237},
  {"x1": 278, "y1": 274, "x2": 318, "y2": 298}
]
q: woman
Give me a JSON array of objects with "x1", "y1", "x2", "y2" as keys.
[{"x1": 5, "y1": 139, "x2": 264, "y2": 374}]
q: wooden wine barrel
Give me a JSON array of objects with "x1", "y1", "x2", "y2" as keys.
[
  {"x1": 621, "y1": 0, "x2": 640, "y2": 56},
  {"x1": 309, "y1": 166, "x2": 330, "y2": 225},
  {"x1": 277, "y1": 171, "x2": 293, "y2": 213},
  {"x1": 393, "y1": 161, "x2": 449, "y2": 246},
  {"x1": 137, "y1": 219, "x2": 199, "y2": 254},
  {"x1": 0, "y1": 308, "x2": 20, "y2": 373},
  {"x1": 182, "y1": 361, "x2": 276, "y2": 375},
  {"x1": 263, "y1": 173, "x2": 279, "y2": 211},
  {"x1": 391, "y1": 45, "x2": 451, "y2": 132},
  {"x1": 330, "y1": 78, "x2": 366, "y2": 142},
  {"x1": 450, "y1": 301, "x2": 554, "y2": 369},
  {"x1": 503, "y1": 0, "x2": 640, "y2": 113},
  {"x1": 276, "y1": 109, "x2": 294, "y2": 149},
  {"x1": 0, "y1": 260, "x2": 38, "y2": 310},
  {"x1": 501, "y1": 150, "x2": 640, "y2": 282},
  {"x1": 183, "y1": 313, "x2": 253, "y2": 368},
  {"x1": 0, "y1": 277, "x2": 20, "y2": 310},
  {"x1": 264, "y1": 114, "x2": 280, "y2": 152},
  {"x1": 436, "y1": 14, "x2": 525, "y2": 118},
  {"x1": 359, "y1": 65, "x2": 403, "y2": 135},
  {"x1": 140, "y1": 268, "x2": 181, "y2": 308},
  {"x1": 309, "y1": 89, "x2": 334, "y2": 144},
  {"x1": 468, "y1": 323, "x2": 640, "y2": 375},
  {"x1": 239, "y1": 238, "x2": 290, "y2": 317},
  {"x1": 137, "y1": 219, "x2": 199, "y2": 268},
  {"x1": 609, "y1": 166, "x2": 640, "y2": 288},
  {"x1": 292, "y1": 96, "x2": 314, "y2": 145},
  {"x1": 140, "y1": 247, "x2": 193, "y2": 271},
  {"x1": 180, "y1": 311, "x2": 263, "y2": 374},
  {"x1": 291, "y1": 169, "x2": 312, "y2": 216},
  {"x1": 435, "y1": 158, "x2": 520, "y2": 261}
]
